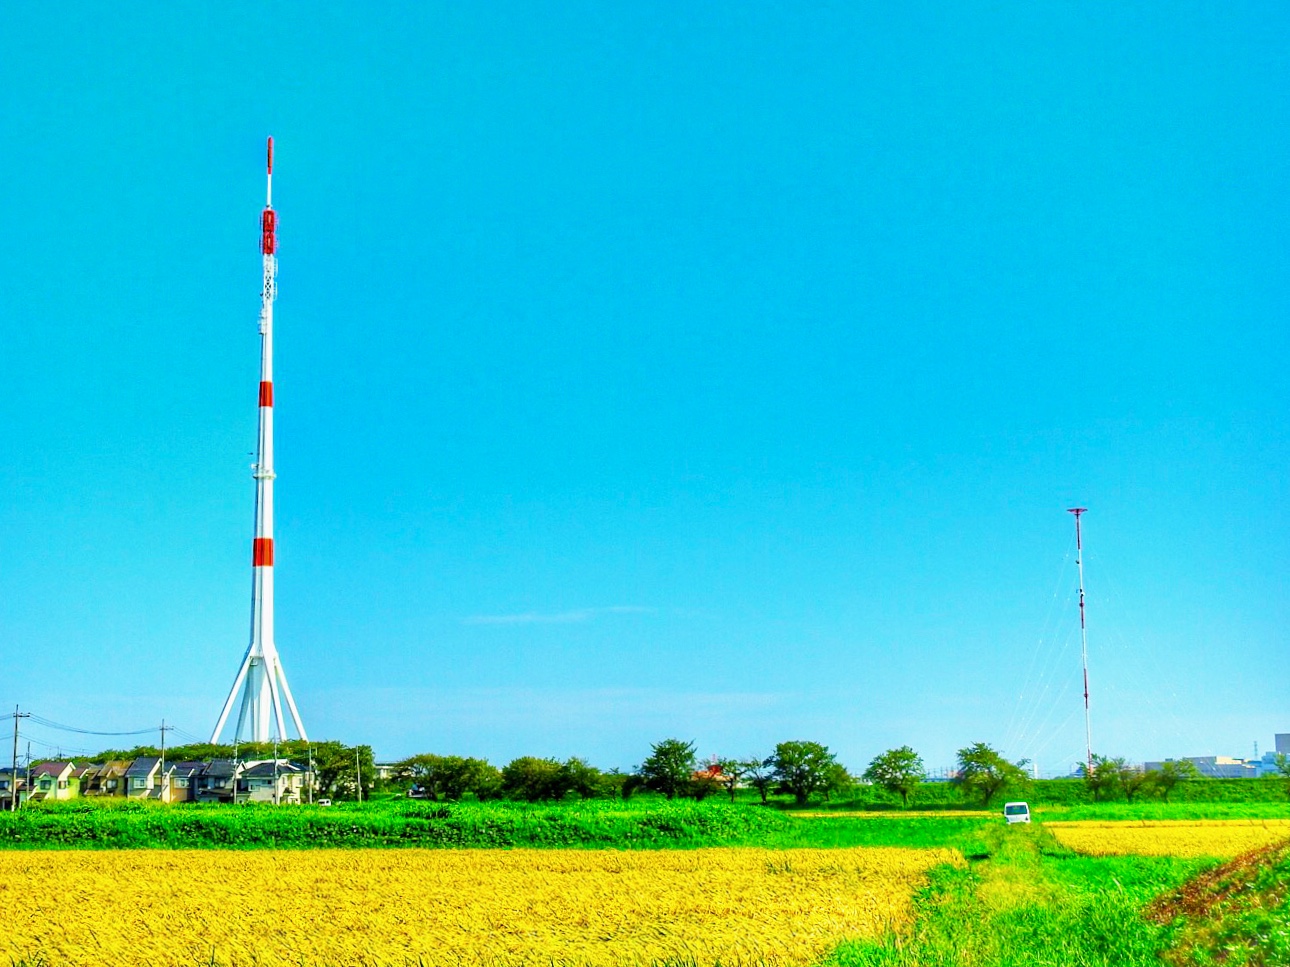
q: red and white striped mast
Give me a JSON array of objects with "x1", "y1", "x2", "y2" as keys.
[
  {"x1": 1068, "y1": 507, "x2": 1091, "y2": 776},
  {"x1": 211, "y1": 137, "x2": 308, "y2": 744}
]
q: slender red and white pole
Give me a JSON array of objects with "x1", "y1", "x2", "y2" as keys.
[
  {"x1": 212, "y1": 138, "x2": 308, "y2": 744},
  {"x1": 1068, "y1": 507, "x2": 1091, "y2": 776}
]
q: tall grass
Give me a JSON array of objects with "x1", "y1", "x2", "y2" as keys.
[
  {"x1": 824, "y1": 823, "x2": 1206, "y2": 967},
  {"x1": 0, "y1": 799, "x2": 796, "y2": 850},
  {"x1": 0, "y1": 798, "x2": 1003, "y2": 851}
]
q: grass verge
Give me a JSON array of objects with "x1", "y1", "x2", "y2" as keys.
[
  {"x1": 1146, "y1": 838, "x2": 1290, "y2": 965},
  {"x1": 824, "y1": 822, "x2": 1204, "y2": 966}
]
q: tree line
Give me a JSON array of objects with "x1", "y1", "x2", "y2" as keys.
[
  {"x1": 390, "y1": 739, "x2": 1025, "y2": 807},
  {"x1": 389, "y1": 741, "x2": 1290, "y2": 807},
  {"x1": 77, "y1": 738, "x2": 1288, "y2": 806}
]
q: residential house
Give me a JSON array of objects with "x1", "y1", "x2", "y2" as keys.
[
  {"x1": 86, "y1": 760, "x2": 132, "y2": 797},
  {"x1": 73, "y1": 763, "x2": 99, "y2": 795},
  {"x1": 237, "y1": 760, "x2": 306, "y2": 804},
  {"x1": 0, "y1": 770, "x2": 27, "y2": 805},
  {"x1": 124, "y1": 757, "x2": 162, "y2": 798},
  {"x1": 28, "y1": 762, "x2": 78, "y2": 802},
  {"x1": 166, "y1": 761, "x2": 205, "y2": 804},
  {"x1": 196, "y1": 759, "x2": 238, "y2": 803}
]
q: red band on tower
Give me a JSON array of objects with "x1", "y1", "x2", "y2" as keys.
[
  {"x1": 253, "y1": 538, "x2": 274, "y2": 567},
  {"x1": 259, "y1": 381, "x2": 274, "y2": 407},
  {"x1": 261, "y1": 209, "x2": 277, "y2": 255}
]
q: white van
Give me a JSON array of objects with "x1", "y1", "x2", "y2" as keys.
[{"x1": 1003, "y1": 801, "x2": 1031, "y2": 824}]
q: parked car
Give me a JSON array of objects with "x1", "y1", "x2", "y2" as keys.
[{"x1": 1003, "y1": 801, "x2": 1031, "y2": 824}]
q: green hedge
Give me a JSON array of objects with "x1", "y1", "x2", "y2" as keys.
[
  {"x1": 0, "y1": 799, "x2": 791, "y2": 850},
  {"x1": 822, "y1": 776, "x2": 1287, "y2": 810}
]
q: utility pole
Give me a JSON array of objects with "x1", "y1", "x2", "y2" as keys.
[
  {"x1": 355, "y1": 749, "x2": 362, "y2": 804},
  {"x1": 308, "y1": 744, "x2": 314, "y2": 805},
  {"x1": 273, "y1": 738, "x2": 279, "y2": 806},
  {"x1": 10, "y1": 707, "x2": 30, "y2": 811},
  {"x1": 24, "y1": 742, "x2": 31, "y2": 806},
  {"x1": 159, "y1": 720, "x2": 173, "y2": 801},
  {"x1": 1068, "y1": 507, "x2": 1093, "y2": 778}
]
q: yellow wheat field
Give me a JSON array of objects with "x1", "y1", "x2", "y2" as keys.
[
  {"x1": 1046, "y1": 819, "x2": 1290, "y2": 858},
  {"x1": 0, "y1": 846, "x2": 959, "y2": 967}
]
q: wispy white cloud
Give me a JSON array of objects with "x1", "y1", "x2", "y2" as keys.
[{"x1": 462, "y1": 606, "x2": 655, "y2": 626}]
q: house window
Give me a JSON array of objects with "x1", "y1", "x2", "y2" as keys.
[
  {"x1": 132, "y1": 778, "x2": 148, "y2": 789},
  {"x1": 58, "y1": 780, "x2": 68, "y2": 790}
]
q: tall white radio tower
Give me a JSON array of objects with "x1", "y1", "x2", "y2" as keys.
[
  {"x1": 211, "y1": 137, "x2": 308, "y2": 744},
  {"x1": 1068, "y1": 507, "x2": 1091, "y2": 776}
]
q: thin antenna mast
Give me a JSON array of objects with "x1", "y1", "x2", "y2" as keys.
[
  {"x1": 1068, "y1": 507, "x2": 1092, "y2": 776},
  {"x1": 211, "y1": 138, "x2": 308, "y2": 744}
]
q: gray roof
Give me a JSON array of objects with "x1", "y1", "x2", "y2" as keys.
[
  {"x1": 240, "y1": 761, "x2": 301, "y2": 779},
  {"x1": 202, "y1": 759, "x2": 237, "y2": 779},
  {"x1": 125, "y1": 757, "x2": 160, "y2": 778}
]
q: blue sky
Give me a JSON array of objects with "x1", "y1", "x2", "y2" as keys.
[{"x1": 1, "y1": 4, "x2": 1285, "y2": 773}]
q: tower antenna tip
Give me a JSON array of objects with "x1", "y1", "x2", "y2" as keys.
[{"x1": 266, "y1": 137, "x2": 274, "y2": 174}]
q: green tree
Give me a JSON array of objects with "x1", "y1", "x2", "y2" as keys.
[
  {"x1": 955, "y1": 742, "x2": 1028, "y2": 807},
  {"x1": 716, "y1": 758, "x2": 749, "y2": 803},
  {"x1": 1116, "y1": 760, "x2": 1151, "y2": 803},
  {"x1": 1146, "y1": 759, "x2": 1200, "y2": 803},
  {"x1": 769, "y1": 740, "x2": 840, "y2": 807},
  {"x1": 305, "y1": 742, "x2": 374, "y2": 801},
  {"x1": 1085, "y1": 754, "x2": 1122, "y2": 802},
  {"x1": 863, "y1": 746, "x2": 927, "y2": 808},
  {"x1": 689, "y1": 771, "x2": 724, "y2": 802},
  {"x1": 558, "y1": 757, "x2": 603, "y2": 800},
  {"x1": 394, "y1": 753, "x2": 447, "y2": 799},
  {"x1": 1275, "y1": 753, "x2": 1290, "y2": 800},
  {"x1": 743, "y1": 757, "x2": 775, "y2": 804},
  {"x1": 471, "y1": 761, "x2": 504, "y2": 800},
  {"x1": 638, "y1": 739, "x2": 697, "y2": 800},
  {"x1": 621, "y1": 774, "x2": 644, "y2": 800},
  {"x1": 501, "y1": 757, "x2": 567, "y2": 802},
  {"x1": 821, "y1": 762, "x2": 854, "y2": 803},
  {"x1": 599, "y1": 768, "x2": 630, "y2": 800},
  {"x1": 438, "y1": 757, "x2": 499, "y2": 801}
]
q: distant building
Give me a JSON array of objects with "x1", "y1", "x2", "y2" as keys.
[
  {"x1": 125, "y1": 757, "x2": 163, "y2": 798},
  {"x1": 0, "y1": 770, "x2": 27, "y2": 803},
  {"x1": 1251, "y1": 753, "x2": 1283, "y2": 778},
  {"x1": 88, "y1": 760, "x2": 131, "y2": 797},
  {"x1": 28, "y1": 762, "x2": 78, "y2": 802},
  {"x1": 237, "y1": 760, "x2": 306, "y2": 804},
  {"x1": 1198, "y1": 756, "x2": 1258, "y2": 779},
  {"x1": 1276, "y1": 734, "x2": 1290, "y2": 755},
  {"x1": 166, "y1": 762, "x2": 206, "y2": 804},
  {"x1": 196, "y1": 760, "x2": 239, "y2": 803}
]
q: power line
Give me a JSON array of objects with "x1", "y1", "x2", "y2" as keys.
[{"x1": 28, "y1": 715, "x2": 157, "y2": 737}]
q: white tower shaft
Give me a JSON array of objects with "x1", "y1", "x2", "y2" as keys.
[
  {"x1": 211, "y1": 138, "x2": 308, "y2": 744},
  {"x1": 1068, "y1": 507, "x2": 1091, "y2": 776}
]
